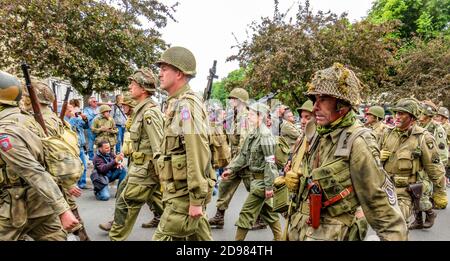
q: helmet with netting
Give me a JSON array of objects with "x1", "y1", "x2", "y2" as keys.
[
  {"x1": 228, "y1": 88, "x2": 249, "y2": 103},
  {"x1": 99, "y1": 104, "x2": 112, "y2": 113},
  {"x1": 32, "y1": 79, "x2": 55, "y2": 105},
  {"x1": 420, "y1": 100, "x2": 438, "y2": 116},
  {"x1": 0, "y1": 71, "x2": 22, "y2": 106},
  {"x1": 128, "y1": 68, "x2": 158, "y2": 93},
  {"x1": 120, "y1": 93, "x2": 138, "y2": 108},
  {"x1": 391, "y1": 98, "x2": 421, "y2": 119},
  {"x1": 367, "y1": 105, "x2": 385, "y2": 119},
  {"x1": 437, "y1": 107, "x2": 449, "y2": 119},
  {"x1": 306, "y1": 63, "x2": 362, "y2": 110},
  {"x1": 156, "y1": 46, "x2": 196, "y2": 77}
]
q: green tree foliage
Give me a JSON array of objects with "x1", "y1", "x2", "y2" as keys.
[
  {"x1": 211, "y1": 68, "x2": 247, "y2": 105},
  {"x1": 229, "y1": 0, "x2": 400, "y2": 109},
  {"x1": 368, "y1": 0, "x2": 450, "y2": 39},
  {"x1": 0, "y1": 0, "x2": 176, "y2": 96}
]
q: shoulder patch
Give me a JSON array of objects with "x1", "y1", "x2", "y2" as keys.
[
  {"x1": 181, "y1": 107, "x2": 191, "y2": 121},
  {"x1": 381, "y1": 176, "x2": 397, "y2": 206},
  {"x1": 0, "y1": 134, "x2": 13, "y2": 152}
]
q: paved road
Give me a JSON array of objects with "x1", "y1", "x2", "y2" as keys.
[{"x1": 75, "y1": 179, "x2": 450, "y2": 241}]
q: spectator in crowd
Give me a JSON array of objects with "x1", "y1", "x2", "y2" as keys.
[
  {"x1": 91, "y1": 140, "x2": 126, "y2": 201},
  {"x1": 65, "y1": 104, "x2": 90, "y2": 189},
  {"x1": 70, "y1": 99, "x2": 82, "y2": 115},
  {"x1": 111, "y1": 94, "x2": 127, "y2": 153},
  {"x1": 83, "y1": 97, "x2": 99, "y2": 160}
]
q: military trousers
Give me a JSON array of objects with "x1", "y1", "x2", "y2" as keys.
[
  {"x1": 396, "y1": 189, "x2": 413, "y2": 224},
  {"x1": 109, "y1": 181, "x2": 163, "y2": 241},
  {"x1": 216, "y1": 171, "x2": 251, "y2": 211},
  {"x1": 152, "y1": 195, "x2": 212, "y2": 241},
  {"x1": 417, "y1": 173, "x2": 433, "y2": 211},
  {"x1": 0, "y1": 213, "x2": 66, "y2": 241},
  {"x1": 235, "y1": 179, "x2": 279, "y2": 230}
]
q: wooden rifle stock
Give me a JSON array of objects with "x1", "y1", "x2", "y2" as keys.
[
  {"x1": 21, "y1": 63, "x2": 48, "y2": 136},
  {"x1": 51, "y1": 81, "x2": 58, "y2": 113},
  {"x1": 59, "y1": 87, "x2": 72, "y2": 121}
]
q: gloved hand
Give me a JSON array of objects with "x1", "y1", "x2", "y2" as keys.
[
  {"x1": 432, "y1": 192, "x2": 448, "y2": 209},
  {"x1": 274, "y1": 176, "x2": 285, "y2": 187},
  {"x1": 285, "y1": 171, "x2": 300, "y2": 192},
  {"x1": 380, "y1": 150, "x2": 392, "y2": 162}
]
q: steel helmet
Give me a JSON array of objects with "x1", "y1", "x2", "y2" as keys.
[
  {"x1": 367, "y1": 105, "x2": 385, "y2": 119},
  {"x1": 156, "y1": 46, "x2": 196, "y2": 77},
  {"x1": 0, "y1": 71, "x2": 22, "y2": 106}
]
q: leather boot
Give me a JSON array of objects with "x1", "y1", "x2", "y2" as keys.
[
  {"x1": 71, "y1": 208, "x2": 90, "y2": 241},
  {"x1": 251, "y1": 215, "x2": 267, "y2": 230},
  {"x1": 208, "y1": 209, "x2": 225, "y2": 228},
  {"x1": 235, "y1": 227, "x2": 249, "y2": 241},
  {"x1": 142, "y1": 212, "x2": 161, "y2": 228},
  {"x1": 423, "y1": 209, "x2": 437, "y2": 229},
  {"x1": 98, "y1": 220, "x2": 113, "y2": 232},
  {"x1": 408, "y1": 211, "x2": 423, "y2": 230},
  {"x1": 269, "y1": 220, "x2": 282, "y2": 241}
]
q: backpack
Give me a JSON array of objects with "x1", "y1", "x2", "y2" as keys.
[
  {"x1": 41, "y1": 122, "x2": 84, "y2": 187},
  {"x1": 275, "y1": 136, "x2": 290, "y2": 169}
]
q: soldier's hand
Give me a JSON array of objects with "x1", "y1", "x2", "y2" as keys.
[
  {"x1": 380, "y1": 150, "x2": 392, "y2": 162},
  {"x1": 265, "y1": 189, "x2": 274, "y2": 199},
  {"x1": 285, "y1": 171, "x2": 300, "y2": 192},
  {"x1": 189, "y1": 205, "x2": 203, "y2": 218},
  {"x1": 68, "y1": 186, "x2": 82, "y2": 198},
  {"x1": 274, "y1": 176, "x2": 285, "y2": 187},
  {"x1": 432, "y1": 191, "x2": 448, "y2": 209},
  {"x1": 59, "y1": 210, "x2": 80, "y2": 231},
  {"x1": 284, "y1": 160, "x2": 292, "y2": 174},
  {"x1": 221, "y1": 169, "x2": 231, "y2": 181}
]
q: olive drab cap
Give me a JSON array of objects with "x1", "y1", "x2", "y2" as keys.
[
  {"x1": 32, "y1": 79, "x2": 55, "y2": 105},
  {"x1": 128, "y1": 68, "x2": 158, "y2": 92},
  {"x1": 420, "y1": 100, "x2": 438, "y2": 116},
  {"x1": 297, "y1": 99, "x2": 313, "y2": 114},
  {"x1": 99, "y1": 104, "x2": 112, "y2": 114},
  {"x1": 437, "y1": 107, "x2": 449, "y2": 119},
  {"x1": 391, "y1": 98, "x2": 421, "y2": 119},
  {"x1": 0, "y1": 71, "x2": 22, "y2": 106},
  {"x1": 228, "y1": 88, "x2": 249, "y2": 103},
  {"x1": 156, "y1": 46, "x2": 197, "y2": 77},
  {"x1": 306, "y1": 63, "x2": 362, "y2": 110},
  {"x1": 249, "y1": 102, "x2": 270, "y2": 115},
  {"x1": 120, "y1": 93, "x2": 138, "y2": 108},
  {"x1": 367, "y1": 105, "x2": 385, "y2": 119}
]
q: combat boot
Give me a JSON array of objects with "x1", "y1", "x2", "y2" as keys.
[
  {"x1": 99, "y1": 220, "x2": 113, "y2": 231},
  {"x1": 269, "y1": 220, "x2": 282, "y2": 241},
  {"x1": 235, "y1": 227, "x2": 249, "y2": 241},
  {"x1": 208, "y1": 209, "x2": 225, "y2": 228},
  {"x1": 408, "y1": 212, "x2": 423, "y2": 230},
  {"x1": 251, "y1": 215, "x2": 267, "y2": 230},
  {"x1": 71, "y1": 208, "x2": 91, "y2": 241},
  {"x1": 142, "y1": 212, "x2": 161, "y2": 228},
  {"x1": 423, "y1": 209, "x2": 437, "y2": 229}
]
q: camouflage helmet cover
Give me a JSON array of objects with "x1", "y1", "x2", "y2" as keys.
[
  {"x1": 120, "y1": 93, "x2": 138, "y2": 108},
  {"x1": 437, "y1": 107, "x2": 449, "y2": 119},
  {"x1": 391, "y1": 98, "x2": 421, "y2": 119},
  {"x1": 297, "y1": 99, "x2": 314, "y2": 114},
  {"x1": 128, "y1": 68, "x2": 158, "y2": 92},
  {"x1": 228, "y1": 88, "x2": 249, "y2": 103},
  {"x1": 156, "y1": 46, "x2": 197, "y2": 77},
  {"x1": 0, "y1": 71, "x2": 22, "y2": 106},
  {"x1": 306, "y1": 63, "x2": 362, "y2": 109},
  {"x1": 367, "y1": 105, "x2": 385, "y2": 119},
  {"x1": 32, "y1": 79, "x2": 55, "y2": 105},
  {"x1": 420, "y1": 100, "x2": 438, "y2": 116},
  {"x1": 99, "y1": 104, "x2": 112, "y2": 113}
]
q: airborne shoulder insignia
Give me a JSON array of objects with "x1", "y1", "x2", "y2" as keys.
[
  {"x1": 0, "y1": 134, "x2": 13, "y2": 152},
  {"x1": 181, "y1": 107, "x2": 191, "y2": 121}
]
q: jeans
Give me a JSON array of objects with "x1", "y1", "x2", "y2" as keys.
[
  {"x1": 95, "y1": 168, "x2": 127, "y2": 201},
  {"x1": 77, "y1": 148, "x2": 88, "y2": 188},
  {"x1": 86, "y1": 129, "x2": 96, "y2": 161},
  {"x1": 213, "y1": 168, "x2": 223, "y2": 196},
  {"x1": 115, "y1": 125, "x2": 125, "y2": 153}
]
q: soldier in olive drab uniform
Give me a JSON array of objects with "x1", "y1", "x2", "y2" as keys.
[
  {"x1": 434, "y1": 107, "x2": 450, "y2": 184},
  {"x1": 379, "y1": 98, "x2": 446, "y2": 230},
  {"x1": 280, "y1": 108, "x2": 301, "y2": 152},
  {"x1": 365, "y1": 105, "x2": 389, "y2": 142},
  {"x1": 31, "y1": 80, "x2": 90, "y2": 240},
  {"x1": 108, "y1": 69, "x2": 164, "y2": 241},
  {"x1": 153, "y1": 46, "x2": 216, "y2": 241},
  {"x1": 222, "y1": 102, "x2": 282, "y2": 241},
  {"x1": 92, "y1": 105, "x2": 118, "y2": 152},
  {"x1": 209, "y1": 87, "x2": 251, "y2": 228},
  {"x1": 0, "y1": 71, "x2": 79, "y2": 241},
  {"x1": 285, "y1": 63, "x2": 407, "y2": 241}
]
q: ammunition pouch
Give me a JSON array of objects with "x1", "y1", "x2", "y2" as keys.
[
  {"x1": 132, "y1": 151, "x2": 145, "y2": 165},
  {"x1": 273, "y1": 184, "x2": 289, "y2": 213},
  {"x1": 171, "y1": 154, "x2": 187, "y2": 181},
  {"x1": 158, "y1": 155, "x2": 173, "y2": 181},
  {"x1": 407, "y1": 183, "x2": 423, "y2": 211},
  {"x1": 6, "y1": 187, "x2": 27, "y2": 228}
]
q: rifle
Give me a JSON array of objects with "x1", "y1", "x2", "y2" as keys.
[
  {"x1": 51, "y1": 81, "x2": 58, "y2": 113},
  {"x1": 21, "y1": 63, "x2": 48, "y2": 136},
  {"x1": 203, "y1": 60, "x2": 218, "y2": 101},
  {"x1": 59, "y1": 87, "x2": 72, "y2": 121},
  {"x1": 257, "y1": 89, "x2": 281, "y2": 104}
]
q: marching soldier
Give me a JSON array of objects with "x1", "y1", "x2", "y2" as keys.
[
  {"x1": 285, "y1": 63, "x2": 407, "y2": 241},
  {"x1": 365, "y1": 105, "x2": 389, "y2": 142},
  {"x1": 379, "y1": 98, "x2": 446, "y2": 229},
  {"x1": 280, "y1": 108, "x2": 301, "y2": 151},
  {"x1": 0, "y1": 71, "x2": 79, "y2": 241},
  {"x1": 108, "y1": 69, "x2": 164, "y2": 241},
  {"x1": 434, "y1": 107, "x2": 450, "y2": 185},
  {"x1": 153, "y1": 46, "x2": 216, "y2": 241},
  {"x1": 222, "y1": 102, "x2": 282, "y2": 241}
]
